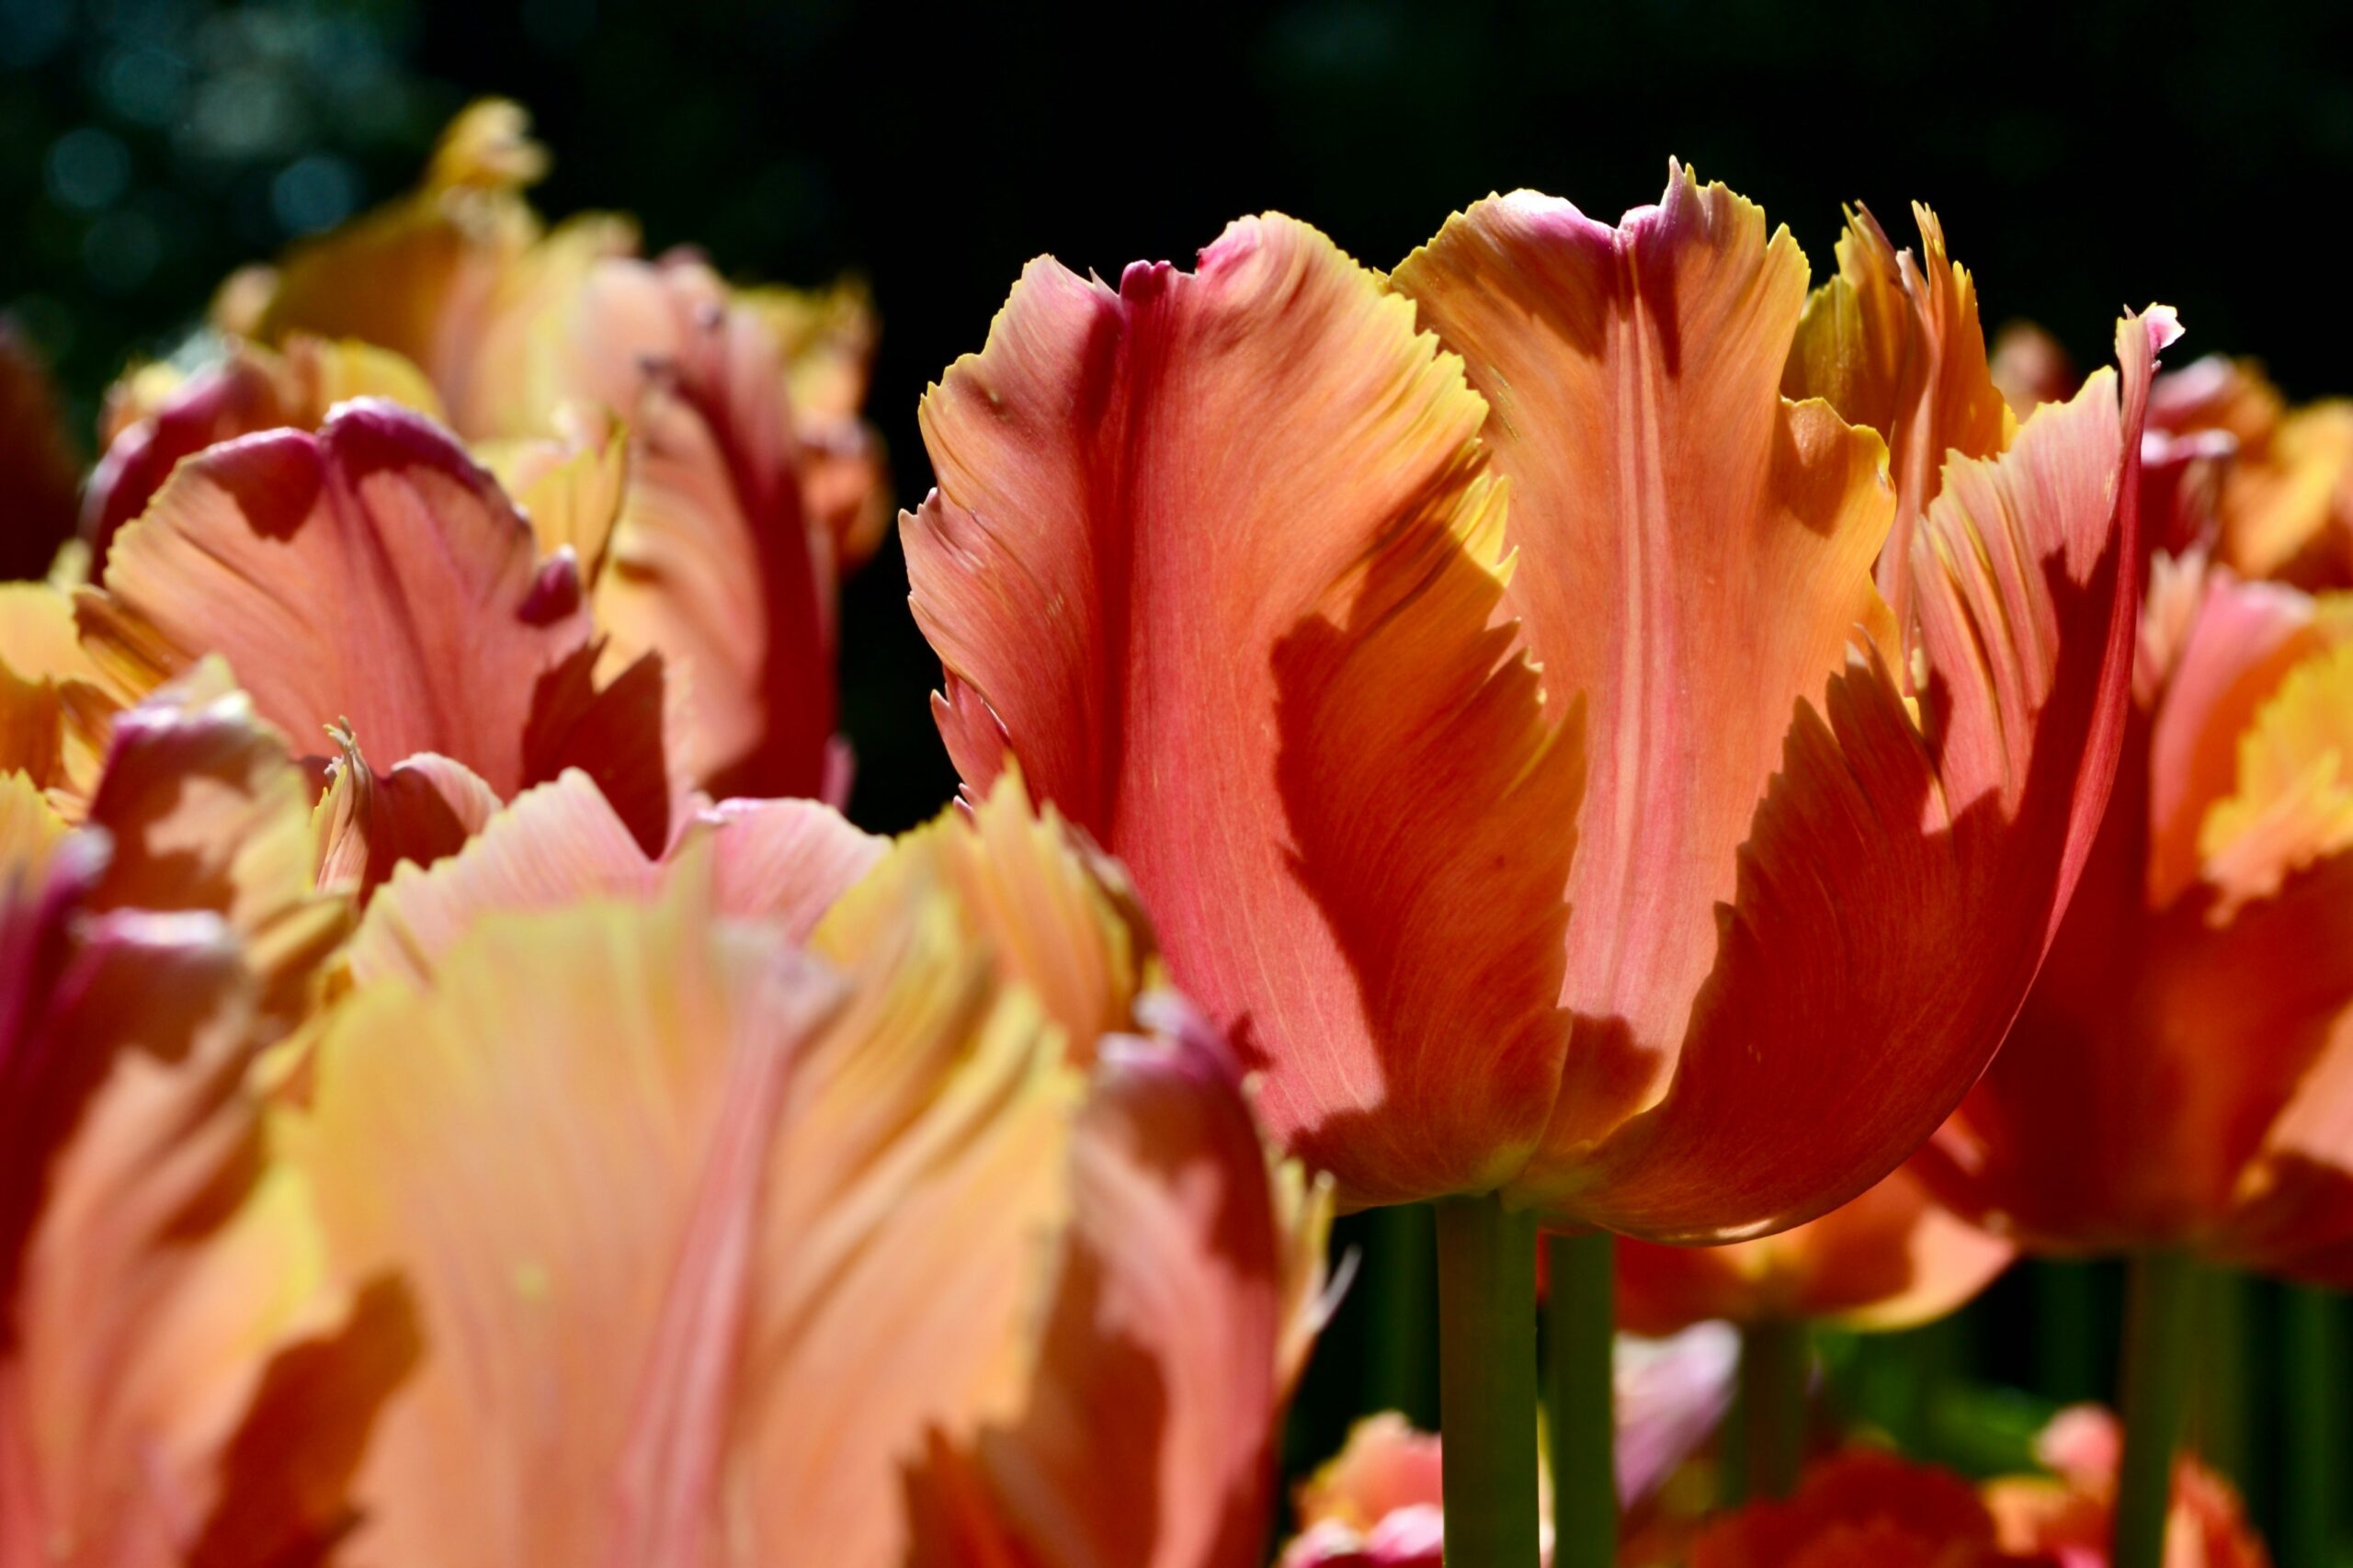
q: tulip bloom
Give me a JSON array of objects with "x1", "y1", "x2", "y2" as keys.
[
  {"x1": 2142, "y1": 356, "x2": 2353, "y2": 588},
  {"x1": 71, "y1": 398, "x2": 683, "y2": 880},
  {"x1": 0, "y1": 673, "x2": 397, "y2": 1562},
  {"x1": 1924, "y1": 551, "x2": 2353, "y2": 1286},
  {"x1": 90, "y1": 98, "x2": 890, "y2": 801},
  {"x1": 1615, "y1": 1163, "x2": 2014, "y2": 1337},
  {"x1": 281, "y1": 775, "x2": 1328, "y2": 1563},
  {"x1": 907, "y1": 167, "x2": 2167, "y2": 1241}
]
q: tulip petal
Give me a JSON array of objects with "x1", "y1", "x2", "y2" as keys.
[
  {"x1": 2, "y1": 863, "x2": 401, "y2": 1563},
  {"x1": 1393, "y1": 167, "x2": 1898, "y2": 1167},
  {"x1": 908, "y1": 1000, "x2": 1306, "y2": 1568},
  {"x1": 2198, "y1": 638, "x2": 2353, "y2": 909},
  {"x1": 1531, "y1": 309, "x2": 2163, "y2": 1237},
  {"x1": 290, "y1": 872, "x2": 848, "y2": 1565},
  {"x1": 76, "y1": 401, "x2": 585, "y2": 784},
  {"x1": 2143, "y1": 562, "x2": 2326, "y2": 905},
  {"x1": 907, "y1": 213, "x2": 1583, "y2": 1205},
  {"x1": 344, "y1": 767, "x2": 880, "y2": 985},
  {"x1": 75, "y1": 400, "x2": 675, "y2": 844},
  {"x1": 1614, "y1": 1162, "x2": 2013, "y2": 1335},
  {"x1": 571, "y1": 257, "x2": 837, "y2": 798},
  {"x1": 82, "y1": 661, "x2": 348, "y2": 1022},
  {"x1": 1780, "y1": 203, "x2": 2012, "y2": 631}
]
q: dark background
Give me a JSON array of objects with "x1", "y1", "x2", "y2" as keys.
[{"x1": 6, "y1": 0, "x2": 2348, "y2": 1544}]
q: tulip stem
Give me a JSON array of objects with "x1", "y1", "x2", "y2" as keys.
[
  {"x1": 1734, "y1": 1318, "x2": 1808, "y2": 1504},
  {"x1": 2282, "y1": 1284, "x2": 2345, "y2": 1568},
  {"x1": 2113, "y1": 1251, "x2": 2200, "y2": 1568},
  {"x1": 1545, "y1": 1231, "x2": 1617, "y2": 1567},
  {"x1": 1436, "y1": 1194, "x2": 1541, "y2": 1568}
]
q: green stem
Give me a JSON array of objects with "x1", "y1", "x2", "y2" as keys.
[
  {"x1": 1735, "y1": 1319, "x2": 1809, "y2": 1504},
  {"x1": 2035, "y1": 1260, "x2": 2101, "y2": 1403},
  {"x1": 1366, "y1": 1203, "x2": 1438, "y2": 1425},
  {"x1": 2282, "y1": 1284, "x2": 2344, "y2": 1568},
  {"x1": 2113, "y1": 1252, "x2": 2201, "y2": 1568},
  {"x1": 1435, "y1": 1194, "x2": 1541, "y2": 1568},
  {"x1": 1544, "y1": 1232, "x2": 1618, "y2": 1568},
  {"x1": 2191, "y1": 1268, "x2": 2250, "y2": 1485}
]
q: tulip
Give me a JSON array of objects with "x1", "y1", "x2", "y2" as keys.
[
  {"x1": 1615, "y1": 1161, "x2": 2014, "y2": 1502},
  {"x1": 278, "y1": 773, "x2": 1329, "y2": 1562},
  {"x1": 1919, "y1": 542, "x2": 2353, "y2": 1564},
  {"x1": 2141, "y1": 357, "x2": 2353, "y2": 587},
  {"x1": 71, "y1": 398, "x2": 683, "y2": 881},
  {"x1": 110, "y1": 98, "x2": 890, "y2": 801},
  {"x1": 0, "y1": 670, "x2": 400, "y2": 1563},
  {"x1": 906, "y1": 167, "x2": 2169, "y2": 1563}
]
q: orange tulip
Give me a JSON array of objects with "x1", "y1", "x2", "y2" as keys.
[
  {"x1": 0, "y1": 671, "x2": 399, "y2": 1563},
  {"x1": 906, "y1": 167, "x2": 2171, "y2": 1235},
  {"x1": 1615, "y1": 1161, "x2": 2012, "y2": 1338},
  {"x1": 71, "y1": 398, "x2": 683, "y2": 880},
  {"x1": 1922, "y1": 545, "x2": 2353, "y2": 1282},
  {"x1": 83, "y1": 98, "x2": 890, "y2": 801},
  {"x1": 2143, "y1": 356, "x2": 2353, "y2": 588},
  {"x1": 279, "y1": 774, "x2": 1328, "y2": 1562}
]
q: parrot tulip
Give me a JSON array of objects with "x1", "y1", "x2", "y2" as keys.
[
  {"x1": 907, "y1": 166, "x2": 2168, "y2": 1239},
  {"x1": 280, "y1": 774, "x2": 1329, "y2": 1563},
  {"x1": 0, "y1": 671, "x2": 399, "y2": 1564},
  {"x1": 1924, "y1": 550, "x2": 2353, "y2": 1286},
  {"x1": 71, "y1": 398, "x2": 683, "y2": 876},
  {"x1": 91, "y1": 98, "x2": 892, "y2": 801}
]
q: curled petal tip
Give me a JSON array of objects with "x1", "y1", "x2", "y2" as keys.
[{"x1": 2141, "y1": 303, "x2": 2186, "y2": 354}]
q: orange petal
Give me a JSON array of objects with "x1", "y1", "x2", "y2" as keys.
[
  {"x1": 1518, "y1": 294, "x2": 2165, "y2": 1236},
  {"x1": 291, "y1": 871, "x2": 848, "y2": 1565},
  {"x1": 742, "y1": 277, "x2": 892, "y2": 567},
  {"x1": 0, "y1": 324, "x2": 78, "y2": 584},
  {"x1": 904, "y1": 997, "x2": 1314, "y2": 1568},
  {"x1": 476, "y1": 401, "x2": 629, "y2": 584},
  {"x1": 1, "y1": 838, "x2": 401, "y2": 1563},
  {"x1": 75, "y1": 401, "x2": 671, "y2": 829},
  {"x1": 343, "y1": 767, "x2": 880, "y2": 986},
  {"x1": 1779, "y1": 204, "x2": 2012, "y2": 637},
  {"x1": 2143, "y1": 561, "x2": 2326, "y2": 905},
  {"x1": 1927, "y1": 572, "x2": 2353, "y2": 1260},
  {"x1": 82, "y1": 660, "x2": 349, "y2": 1023},
  {"x1": 1614, "y1": 1159, "x2": 2013, "y2": 1335},
  {"x1": 569, "y1": 256, "x2": 840, "y2": 798},
  {"x1": 81, "y1": 335, "x2": 442, "y2": 566},
  {"x1": 1393, "y1": 168, "x2": 1897, "y2": 1179},
  {"x1": 907, "y1": 214, "x2": 1583, "y2": 1206}
]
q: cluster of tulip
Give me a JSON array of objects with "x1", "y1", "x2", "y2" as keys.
[{"x1": 2, "y1": 99, "x2": 2347, "y2": 1566}]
